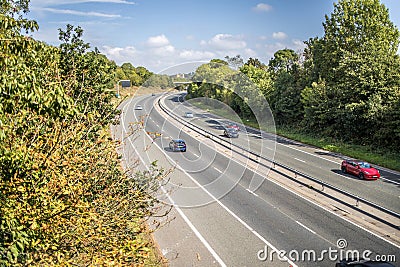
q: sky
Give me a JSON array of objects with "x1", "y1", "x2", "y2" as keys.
[{"x1": 27, "y1": 0, "x2": 400, "y2": 73}]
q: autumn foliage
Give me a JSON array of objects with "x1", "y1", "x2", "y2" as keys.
[{"x1": 1, "y1": 1, "x2": 163, "y2": 265}]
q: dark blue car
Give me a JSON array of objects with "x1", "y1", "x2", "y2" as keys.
[{"x1": 169, "y1": 139, "x2": 186, "y2": 152}]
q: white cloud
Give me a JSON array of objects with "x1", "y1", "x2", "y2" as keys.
[
  {"x1": 205, "y1": 34, "x2": 247, "y2": 51},
  {"x1": 243, "y1": 48, "x2": 257, "y2": 58},
  {"x1": 31, "y1": 0, "x2": 135, "y2": 7},
  {"x1": 101, "y1": 45, "x2": 138, "y2": 63},
  {"x1": 253, "y1": 3, "x2": 272, "y2": 12},
  {"x1": 40, "y1": 7, "x2": 120, "y2": 18},
  {"x1": 291, "y1": 39, "x2": 307, "y2": 52},
  {"x1": 179, "y1": 50, "x2": 215, "y2": 60},
  {"x1": 146, "y1": 34, "x2": 170, "y2": 47},
  {"x1": 272, "y1": 32, "x2": 288, "y2": 40},
  {"x1": 151, "y1": 45, "x2": 176, "y2": 56}
]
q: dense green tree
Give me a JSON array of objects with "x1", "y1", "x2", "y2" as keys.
[
  {"x1": 142, "y1": 74, "x2": 173, "y2": 89},
  {"x1": 1, "y1": 2, "x2": 162, "y2": 265},
  {"x1": 302, "y1": 0, "x2": 400, "y2": 145},
  {"x1": 244, "y1": 57, "x2": 267, "y2": 70},
  {"x1": 268, "y1": 49, "x2": 299, "y2": 74},
  {"x1": 239, "y1": 64, "x2": 273, "y2": 101},
  {"x1": 118, "y1": 63, "x2": 152, "y2": 86},
  {"x1": 267, "y1": 49, "x2": 304, "y2": 125}
]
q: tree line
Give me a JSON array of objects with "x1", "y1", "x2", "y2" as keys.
[
  {"x1": 187, "y1": 0, "x2": 400, "y2": 151},
  {"x1": 1, "y1": 1, "x2": 164, "y2": 265}
]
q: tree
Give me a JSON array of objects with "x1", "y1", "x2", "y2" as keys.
[
  {"x1": 301, "y1": 0, "x2": 400, "y2": 145},
  {"x1": 266, "y1": 49, "x2": 304, "y2": 125},
  {"x1": 1, "y1": 3, "x2": 164, "y2": 265},
  {"x1": 244, "y1": 57, "x2": 267, "y2": 70},
  {"x1": 225, "y1": 55, "x2": 244, "y2": 70},
  {"x1": 239, "y1": 64, "x2": 273, "y2": 101},
  {"x1": 268, "y1": 49, "x2": 299, "y2": 74}
]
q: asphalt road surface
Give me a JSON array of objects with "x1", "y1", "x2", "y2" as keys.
[{"x1": 114, "y1": 93, "x2": 399, "y2": 267}]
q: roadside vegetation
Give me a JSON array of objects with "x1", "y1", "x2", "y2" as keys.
[
  {"x1": 186, "y1": 0, "x2": 400, "y2": 171},
  {"x1": 0, "y1": 1, "x2": 165, "y2": 266}
]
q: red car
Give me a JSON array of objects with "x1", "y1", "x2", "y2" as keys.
[
  {"x1": 227, "y1": 122, "x2": 240, "y2": 131},
  {"x1": 341, "y1": 160, "x2": 380, "y2": 180}
]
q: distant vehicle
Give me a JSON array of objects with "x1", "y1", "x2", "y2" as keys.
[
  {"x1": 185, "y1": 112, "x2": 194, "y2": 118},
  {"x1": 151, "y1": 93, "x2": 155, "y2": 96},
  {"x1": 226, "y1": 122, "x2": 240, "y2": 131},
  {"x1": 169, "y1": 139, "x2": 187, "y2": 152},
  {"x1": 341, "y1": 160, "x2": 380, "y2": 180},
  {"x1": 224, "y1": 127, "x2": 239, "y2": 138},
  {"x1": 135, "y1": 105, "x2": 143, "y2": 110},
  {"x1": 335, "y1": 258, "x2": 395, "y2": 267}
]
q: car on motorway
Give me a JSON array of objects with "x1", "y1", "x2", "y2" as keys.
[
  {"x1": 335, "y1": 258, "x2": 395, "y2": 267},
  {"x1": 226, "y1": 122, "x2": 240, "y2": 131},
  {"x1": 224, "y1": 127, "x2": 239, "y2": 138},
  {"x1": 151, "y1": 93, "x2": 155, "y2": 96},
  {"x1": 169, "y1": 139, "x2": 187, "y2": 152},
  {"x1": 184, "y1": 112, "x2": 194, "y2": 118},
  {"x1": 135, "y1": 105, "x2": 143, "y2": 110},
  {"x1": 341, "y1": 160, "x2": 380, "y2": 180}
]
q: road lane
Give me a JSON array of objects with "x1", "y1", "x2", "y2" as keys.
[
  {"x1": 116, "y1": 93, "x2": 400, "y2": 266},
  {"x1": 162, "y1": 92, "x2": 400, "y2": 214}
]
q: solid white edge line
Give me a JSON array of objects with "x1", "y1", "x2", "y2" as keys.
[
  {"x1": 150, "y1": 96, "x2": 299, "y2": 266},
  {"x1": 159, "y1": 93, "x2": 400, "y2": 250},
  {"x1": 131, "y1": 140, "x2": 227, "y2": 267},
  {"x1": 122, "y1": 96, "x2": 227, "y2": 267}
]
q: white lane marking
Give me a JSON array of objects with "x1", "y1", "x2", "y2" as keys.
[
  {"x1": 296, "y1": 221, "x2": 316, "y2": 234},
  {"x1": 123, "y1": 101, "x2": 227, "y2": 267},
  {"x1": 294, "y1": 158, "x2": 306, "y2": 163},
  {"x1": 129, "y1": 138, "x2": 227, "y2": 267},
  {"x1": 192, "y1": 152, "x2": 199, "y2": 157},
  {"x1": 133, "y1": 100, "x2": 298, "y2": 266},
  {"x1": 160, "y1": 93, "x2": 400, "y2": 249},
  {"x1": 214, "y1": 167, "x2": 223, "y2": 173},
  {"x1": 173, "y1": 93, "x2": 400, "y2": 177},
  {"x1": 246, "y1": 188, "x2": 259, "y2": 197},
  {"x1": 381, "y1": 177, "x2": 400, "y2": 185}
]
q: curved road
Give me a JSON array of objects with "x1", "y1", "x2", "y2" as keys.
[
  {"x1": 115, "y1": 93, "x2": 399, "y2": 267},
  {"x1": 163, "y1": 92, "x2": 400, "y2": 214}
]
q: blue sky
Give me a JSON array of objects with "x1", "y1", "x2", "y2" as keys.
[{"x1": 28, "y1": 0, "x2": 400, "y2": 73}]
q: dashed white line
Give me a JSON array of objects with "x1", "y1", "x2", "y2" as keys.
[
  {"x1": 381, "y1": 178, "x2": 400, "y2": 186},
  {"x1": 157, "y1": 93, "x2": 400, "y2": 249},
  {"x1": 213, "y1": 167, "x2": 223, "y2": 173},
  {"x1": 294, "y1": 158, "x2": 306, "y2": 163},
  {"x1": 246, "y1": 188, "x2": 259, "y2": 197},
  {"x1": 296, "y1": 221, "x2": 316, "y2": 234}
]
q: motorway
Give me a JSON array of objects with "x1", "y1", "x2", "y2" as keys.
[
  {"x1": 114, "y1": 92, "x2": 399, "y2": 267},
  {"x1": 164, "y1": 92, "x2": 400, "y2": 214}
]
